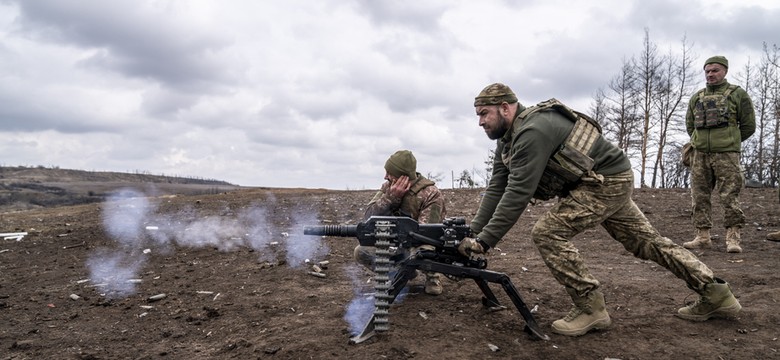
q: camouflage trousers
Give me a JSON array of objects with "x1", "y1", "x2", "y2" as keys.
[
  {"x1": 531, "y1": 170, "x2": 715, "y2": 296},
  {"x1": 690, "y1": 150, "x2": 745, "y2": 229}
]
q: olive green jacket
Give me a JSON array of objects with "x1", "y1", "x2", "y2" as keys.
[
  {"x1": 686, "y1": 80, "x2": 755, "y2": 153},
  {"x1": 470, "y1": 105, "x2": 631, "y2": 248}
]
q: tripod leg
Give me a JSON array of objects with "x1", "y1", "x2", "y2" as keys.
[
  {"x1": 473, "y1": 278, "x2": 506, "y2": 310},
  {"x1": 498, "y1": 277, "x2": 549, "y2": 341}
]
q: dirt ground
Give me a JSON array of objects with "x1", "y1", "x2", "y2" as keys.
[{"x1": 0, "y1": 186, "x2": 778, "y2": 360}]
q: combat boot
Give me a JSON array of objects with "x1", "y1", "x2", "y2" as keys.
[
  {"x1": 676, "y1": 278, "x2": 742, "y2": 321},
  {"x1": 424, "y1": 272, "x2": 443, "y2": 295},
  {"x1": 683, "y1": 228, "x2": 712, "y2": 249},
  {"x1": 551, "y1": 289, "x2": 611, "y2": 336},
  {"x1": 726, "y1": 227, "x2": 742, "y2": 253},
  {"x1": 766, "y1": 230, "x2": 780, "y2": 242}
]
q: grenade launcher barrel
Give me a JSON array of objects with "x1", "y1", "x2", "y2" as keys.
[{"x1": 303, "y1": 224, "x2": 358, "y2": 237}]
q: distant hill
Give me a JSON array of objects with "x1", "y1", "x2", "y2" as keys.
[{"x1": 0, "y1": 166, "x2": 243, "y2": 212}]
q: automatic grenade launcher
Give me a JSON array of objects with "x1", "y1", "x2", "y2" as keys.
[{"x1": 303, "y1": 216, "x2": 548, "y2": 343}]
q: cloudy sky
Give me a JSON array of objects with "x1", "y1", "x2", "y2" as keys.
[{"x1": 1, "y1": 0, "x2": 778, "y2": 190}]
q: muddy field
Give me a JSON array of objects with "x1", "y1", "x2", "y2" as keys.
[{"x1": 0, "y1": 186, "x2": 778, "y2": 359}]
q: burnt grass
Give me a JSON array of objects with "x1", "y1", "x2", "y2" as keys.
[{"x1": 0, "y1": 187, "x2": 779, "y2": 359}]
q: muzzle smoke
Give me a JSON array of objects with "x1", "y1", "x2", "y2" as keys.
[
  {"x1": 87, "y1": 188, "x2": 327, "y2": 298},
  {"x1": 343, "y1": 264, "x2": 375, "y2": 335}
]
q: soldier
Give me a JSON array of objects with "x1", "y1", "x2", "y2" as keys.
[
  {"x1": 354, "y1": 150, "x2": 448, "y2": 295},
  {"x1": 683, "y1": 56, "x2": 756, "y2": 253},
  {"x1": 458, "y1": 83, "x2": 741, "y2": 336}
]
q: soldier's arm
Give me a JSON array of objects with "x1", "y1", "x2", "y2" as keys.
[
  {"x1": 685, "y1": 95, "x2": 697, "y2": 136},
  {"x1": 737, "y1": 90, "x2": 756, "y2": 141},
  {"x1": 363, "y1": 182, "x2": 401, "y2": 220}
]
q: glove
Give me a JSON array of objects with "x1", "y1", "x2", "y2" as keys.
[{"x1": 458, "y1": 237, "x2": 486, "y2": 257}]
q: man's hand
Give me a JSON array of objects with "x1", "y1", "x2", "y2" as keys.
[
  {"x1": 458, "y1": 237, "x2": 485, "y2": 257},
  {"x1": 388, "y1": 175, "x2": 411, "y2": 199}
]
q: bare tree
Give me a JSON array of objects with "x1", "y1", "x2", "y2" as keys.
[
  {"x1": 425, "y1": 172, "x2": 445, "y2": 183},
  {"x1": 457, "y1": 170, "x2": 476, "y2": 189},
  {"x1": 481, "y1": 149, "x2": 495, "y2": 186},
  {"x1": 735, "y1": 43, "x2": 780, "y2": 187},
  {"x1": 664, "y1": 144, "x2": 690, "y2": 188},
  {"x1": 600, "y1": 59, "x2": 641, "y2": 157},
  {"x1": 759, "y1": 43, "x2": 780, "y2": 186},
  {"x1": 633, "y1": 28, "x2": 664, "y2": 187},
  {"x1": 769, "y1": 44, "x2": 780, "y2": 187},
  {"x1": 652, "y1": 36, "x2": 697, "y2": 188}
]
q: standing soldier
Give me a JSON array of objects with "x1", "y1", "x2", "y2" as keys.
[{"x1": 684, "y1": 56, "x2": 756, "y2": 253}]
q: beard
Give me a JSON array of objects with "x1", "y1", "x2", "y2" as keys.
[{"x1": 485, "y1": 112, "x2": 510, "y2": 140}]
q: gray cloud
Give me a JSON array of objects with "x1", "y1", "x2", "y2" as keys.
[
  {"x1": 11, "y1": 0, "x2": 234, "y2": 92},
  {"x1": 0, "y1": 0, "x2": 777, "y2": 189}
]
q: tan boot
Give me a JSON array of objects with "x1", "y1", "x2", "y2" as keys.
[
  {"x1": 676, "y1": 278, "x2": 742, "y2": 321},
  {"x1": 726, "y1": 227, "x2": 742, "y2": 253},
  {"x1": 683, "y1": 228, "x2": 712, "y2": 249},
  {"x1": 424, "y1": 272, "x2": 443, "y2": 295},
  {"x1": 766, "y1": 231, "x2": 780, "y2": 242},
  {"x1": 551, "y1": 289, "x2": 611, "y2": 336}
]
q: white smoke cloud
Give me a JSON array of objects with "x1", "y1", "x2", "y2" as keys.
[
  {"x1": 85, "y1": 249, "x2": 146, "y2": 299},
  {"x1": 87, "y1": 188, "x2": 326, "y2": 298},
  {"x1": 285, "y1": 207, "x2": 329, "y2": 267},
  {"x1": 343, "y1": 264, "x2": 376, "y2": 336},
  {"x1": 101, "y1": 189, "x2": 153, "y2": 248}
]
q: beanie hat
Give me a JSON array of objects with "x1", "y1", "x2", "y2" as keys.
[
  {"x1": 384, "y1": 150, "x2": 417, "y2": 180},
  {"x1": 704, "y1": 55, "x2": 728, "y2": 69},
  {"x1": 474, "y1": 83, "x2": 518, "y2": 106}
]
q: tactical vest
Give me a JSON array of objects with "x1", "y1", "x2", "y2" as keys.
[
  {"x1": 506, "y1": 99, "x2": 602, "y2": 201},
  {"x1": 395, "y1": 175, "x2": 436, "y2": 220},
  {"x1": 693, "y1": 84, "x2": 738, "y2": 129}
]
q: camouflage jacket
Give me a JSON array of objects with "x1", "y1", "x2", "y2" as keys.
[{"x1": 363, "y1": 173, "x2": 446, "y2": 224}]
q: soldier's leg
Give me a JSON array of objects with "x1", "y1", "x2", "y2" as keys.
[
  {"x1": 412, "y1": 244, "x2": 444, "y2": 295},
  {"x1": 532, "y1": 173, "x2": 631, "y2": 336},
  {"x1": 600, "y1": 176, "x2": 740, "y2": 320},
  {"x1": 602, "y1": 196, "x2": 715, "y2": 291},
  {"x1": 713, "y1": 152, "x2": 745, "y2": 228},
  {"x1": 712, "y1": 153, "x2": 745, "y2": 253},
  {"x1": 531, "y1": 192, "x2": 606, "y2": 295},
  {"x1": 690, "y1": 151, "x2": 716, "y2": 230},
  {"x1": 686, "y1": 151, "x2": 717, "y2": 249}
]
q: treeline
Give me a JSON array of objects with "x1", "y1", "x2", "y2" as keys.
[
  {"x1": 0, "y1": 165, "x2": 235, "y2": 186},
  {"x1": 0, "y1": 182, "x2": 231, "y2": 211},
  {"x1": 589, "y1": 29, "x2": 779, "y2": 188}
]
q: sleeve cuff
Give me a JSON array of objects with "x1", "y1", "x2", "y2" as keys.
[{"x1": 476, "y1": 238, "x2": 491, "y2": 251}]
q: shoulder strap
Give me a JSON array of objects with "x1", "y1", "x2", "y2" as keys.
[
  {"x1": 407, "y1": 175, "x2": 434, "y2": 195},
  {"x1": 520, "y1": 98, "x2": 602, "y2": 133},
  {"x1": 721, "y1": 84, "x2": 738, "y2": 101}
]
